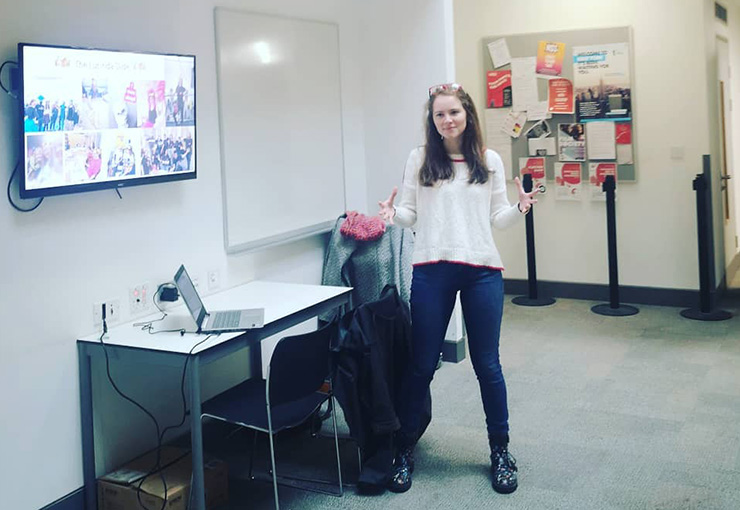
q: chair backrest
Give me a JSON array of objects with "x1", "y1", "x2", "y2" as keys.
[{"x1": 266, "y1": 321, "x2": 336, "y2": 407}]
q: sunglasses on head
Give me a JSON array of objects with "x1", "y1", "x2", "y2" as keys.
[{"x1": 428, "y1": 83, "x2": 463, "y2": 97}]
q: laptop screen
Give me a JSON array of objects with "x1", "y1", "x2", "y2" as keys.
[{"x1": 174, "y1": 265, "x2": 206, "y2": 326}]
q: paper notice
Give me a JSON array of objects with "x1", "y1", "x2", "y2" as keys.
[
  {"x1": 511, "y1": 57, "x2": 538, "y2": 113},
  {"x1": 555, "y1": 162, "x2": 582, "y2": 200},
  {"x1": 585, "y1": 121, "x2": 616, "y2": 160},
  {"x1": 485, "y1": 109, "x2": 514, "y2": 179},
  {"x1": 501, "y1": 110, "x2": 528, "y2": 139},
  {"x1": 527, "y1": 101, "x2": 551, "y2": 121},
  {"x1": 487, "y1": 38, "x2": 512, "y2": 69},
  {"x1": 528, "y1": 137, "x2": 556, "y2": 156},
  {"x1": 617, "y1": 144, "x2": 633, "y2": 164}
]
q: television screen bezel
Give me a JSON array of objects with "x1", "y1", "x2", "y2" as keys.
[{"x1": 18, "y1": 42, "x2": 197, "y2": 199}]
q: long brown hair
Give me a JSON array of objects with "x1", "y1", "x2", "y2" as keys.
[{"x1": 419, "y1": 87, "x2": 488, "y2": 186}]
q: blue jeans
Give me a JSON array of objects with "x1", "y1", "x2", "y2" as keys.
[{"x1": 397, "y1": 262, "x2": 509, "y2": 444}]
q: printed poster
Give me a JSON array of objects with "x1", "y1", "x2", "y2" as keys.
[
  {"x1": 555, "y1": 162, "x2": 582, "y2": 200},
  {"x1": 548, "y1": 78, "x2": 574, "y2": 114},
  {"x1": 557, "y1": 123, "x2": 586, "y2": 161},
  {"x1": 486, "y1": 71, "x2": 512, "y2": 109},
  {"x1": 536, "y1": 41, "x2": 566, "y2": 77},
  {"x1": 519, "y1": 157, "x2": 546, "y2": 191},
  {"x1": 573, "y1": 43, "x2": 631, "y2": 123},
  {"x1": 589, "y1": 162, "x2": 617, "y2": 200}
]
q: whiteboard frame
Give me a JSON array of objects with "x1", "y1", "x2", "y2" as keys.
[{"x1": 214, "y1": 7, "x2": 347, "y2": 254}]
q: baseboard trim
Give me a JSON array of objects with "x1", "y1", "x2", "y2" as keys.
[
  {"x1": 40, "y1": 487, "x2": 84, "y2": 510},
  {"x1": 503, "y1": 279, "x2": 705, "y2": 308},
  {"x1": 727, "y1": 251, "x2": 740, "y2": 287}
]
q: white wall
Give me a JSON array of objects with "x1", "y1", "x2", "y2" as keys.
[
  {"x1": 0, "y1": 1, "x2": 369, "y2": 508},
  {"x1": 704, "y1": 0, "x2": 728, "y2": 286},
  {"x1": 725, "y1": 0, "x2": 740, "y2": 267},
  {"x1": 361, "y1": 0, "x2": 456, "y2": 210},
  {"x1": 453, "y1": 0, "x2": 713, "y2": 289}
]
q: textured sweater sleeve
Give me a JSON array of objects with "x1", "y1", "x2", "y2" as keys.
[
  {"x1": 487, "y1": 150, "x2": 523, "y2": 230},
  {"x1": 393, "y1": 148, "x2": 421, "y2": 228}
]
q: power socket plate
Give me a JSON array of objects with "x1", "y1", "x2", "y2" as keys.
[
  {"x1": 129, "y1": 282, "x2": 152, "y2": 315},
  {"x1": 207, "y1": 270, "x2": 220, "y2": 291},
  {"x1": 93, "y1": 299, "x2": 121, "y2": 328}
]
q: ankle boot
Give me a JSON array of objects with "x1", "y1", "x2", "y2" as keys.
[
  {"x1": 388, "y1": 445, "x2": 415, "y2": 493},
  {"x1": 489, "y1": 434, "x2": 517, "y2": 494}
]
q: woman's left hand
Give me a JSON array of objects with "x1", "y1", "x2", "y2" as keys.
[{"x1": 514, "y1": 176, "x2": 539, "y2": 214}]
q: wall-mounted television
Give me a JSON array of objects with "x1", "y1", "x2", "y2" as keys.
[{"x1": 18, "y1": 43, "x2": 196, "y2": 199}]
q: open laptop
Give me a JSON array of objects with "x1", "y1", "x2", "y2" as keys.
[{"x1": 174, "y1": 265, "x2": 265, "y2": 333}]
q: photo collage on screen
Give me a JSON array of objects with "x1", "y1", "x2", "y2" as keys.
[{"x1": 23, "y1": 46, "x2": 195, "y2": 190}]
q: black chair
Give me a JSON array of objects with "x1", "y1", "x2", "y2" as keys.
[{"x1": 200, "y1": 321, "x2": 343, "y2": 510}]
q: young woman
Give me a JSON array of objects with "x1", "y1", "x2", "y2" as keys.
[{"x1": 378, "y1": 83, "x2": 538, "y2": 495}]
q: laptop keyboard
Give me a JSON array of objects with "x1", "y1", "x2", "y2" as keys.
[{"x1": 211, "y1": 311, "x2": 240, "y2": 329}]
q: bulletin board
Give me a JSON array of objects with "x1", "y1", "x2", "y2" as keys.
[
  {"x1": 481, "y1": 27, "x2": 636, "y2": 196},
  {"x1": 215, "y1": 8, "x2": 346, "y2": 254}
]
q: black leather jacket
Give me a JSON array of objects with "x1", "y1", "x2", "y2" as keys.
[{"x1": 332, "y1": 285, "x2": 431, "y2": 488}]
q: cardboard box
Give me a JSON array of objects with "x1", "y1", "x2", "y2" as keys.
[{"x1": 98, "y1": 446, "x2": 228, "y2": 510}]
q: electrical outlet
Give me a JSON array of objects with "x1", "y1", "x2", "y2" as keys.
[
  {"x1": 129, "y1": 282, "x2": 152, "y2": 315},
  {"x1": 207, "y1": 270, "x2": 220, "y2": 291},
  {"x1": 93, "y1": 299, "x2": 121, "y2": 328},
  {"x1": 192, "y1": 275, "x2": 200, "y2": 290}
]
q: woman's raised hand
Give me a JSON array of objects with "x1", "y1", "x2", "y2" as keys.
[
  {"x1": 378, "y1": 187, "x2": 398, "y2": 224},
  {"x1": 514, "y1": 176, "x2": 539, "y2": 214}
]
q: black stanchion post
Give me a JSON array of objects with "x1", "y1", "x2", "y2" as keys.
[
  {"x1": 592, "y1": 175, "x2": 639, "y2": 316},
  {"x1": 512, "y1": 174, "x2": 555, "y2": 307},
  {"x1": 680, "y1": 169, "x2": 732, "y2": 320}
]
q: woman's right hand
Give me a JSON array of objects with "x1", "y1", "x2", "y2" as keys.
[{"x1": 378, "y1": 187, "x2": 398, "y2": 224}]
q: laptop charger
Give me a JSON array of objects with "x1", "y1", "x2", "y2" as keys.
[{"x1": 159, "y1": 285, "x2": 179, "y2": 302}]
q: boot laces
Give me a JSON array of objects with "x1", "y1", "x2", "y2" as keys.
[{"x1": 492, "y1": 447, "x2": 517, "y2": 473}]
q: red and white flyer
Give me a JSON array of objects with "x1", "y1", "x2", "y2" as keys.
[
  {"x1": 486, "y1": 70, "x2": 512, "y2": 109},
  {"x1": 536, "y1": 41, "x2": 566, "y2": 77},
  {"x1": 519, "y1": 157, "x2": 546, "y2": 191},
  {"x1": 555, "y1": 162, "x2": 582, "y2": 200},
  {"x1": 589, "y1": 162, "x2": 617, "y2": 200},
  {"x1": 548, "y1": 78, "x2": 574, "y2": 114},
  {"x1": 615, "y1": 122, "x2": 633, "y2": 164}
]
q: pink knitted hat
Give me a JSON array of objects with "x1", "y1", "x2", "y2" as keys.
[{"x1": 340, "y1": 210, "x2": 386, "y2": 242}]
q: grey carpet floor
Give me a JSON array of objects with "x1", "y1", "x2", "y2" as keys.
[{"x1": 206, "y1": 295, "x2": 740, "y2": 510}]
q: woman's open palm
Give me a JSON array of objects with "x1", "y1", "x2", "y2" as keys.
[{"x1": 378, "y1": 187, "x2": 398, "y2": 224}]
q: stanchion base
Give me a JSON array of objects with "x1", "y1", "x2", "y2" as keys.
[
  {"x1": 591, "y1": 303, "x2": 639, "y2": 316},
  {"x1": 680, "y1": 308, "x2": 733, "y2": 321},
  {"x1": 511, "y1": 296, "x2": 556, "y2": 307}
]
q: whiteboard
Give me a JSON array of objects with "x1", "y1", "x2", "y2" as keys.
[{"x1": 214, "y1": 8, "x2": 346, "y2": 253}]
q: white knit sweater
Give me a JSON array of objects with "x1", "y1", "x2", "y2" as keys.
[{"x1": 394, "y1": 147, "x2": 523, "y2": 269}]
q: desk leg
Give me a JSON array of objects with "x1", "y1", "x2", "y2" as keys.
[
  {"x1": 189, "y1": 355, "x2": 206, "y2": 510},
  {"x1": 250, "y1": 343, "x2": 263, "y2": 379},
  {"x1": 78, "y1": 344, "x2": 97, "y2": 510}
]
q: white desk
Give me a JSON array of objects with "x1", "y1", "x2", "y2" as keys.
[{"x1": 77, "y1": 280, "x2": 351, "y2": 510}]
